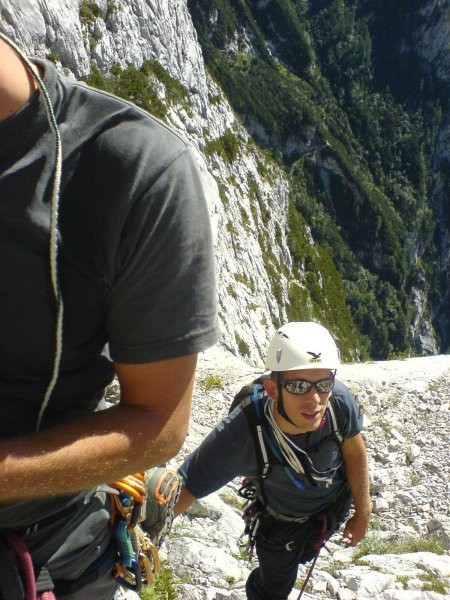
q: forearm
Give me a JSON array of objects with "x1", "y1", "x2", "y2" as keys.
[
  {"x1": 174, "y1": 485, "x2": 197, "y2": 516},
  {"x1": 0, "y1": 401, "x2": 190, "y2": 502},
  {"x1": 342, "y1": 434, "x2": 372, "y2": 516}
]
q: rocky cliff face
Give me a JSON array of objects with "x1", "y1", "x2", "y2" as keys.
[{"x1": 413, "y1": 0, "x2": 450, "y2": 86}]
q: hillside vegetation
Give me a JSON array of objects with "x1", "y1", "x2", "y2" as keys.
[{"x1": 188, "y1": 0, "x2": 449, "y2": 359}]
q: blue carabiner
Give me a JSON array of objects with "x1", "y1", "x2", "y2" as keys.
[
  {"x1": 130, "y1": 499, "x2": 142, "y2": 528},
  {"x1": 113, "y1": 517, "x2": 134, "y2": 567},
  {"x1": 117, "y1": 559, "x2": 142, "y2": 591}
]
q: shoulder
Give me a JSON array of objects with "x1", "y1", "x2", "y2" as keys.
[
  {"x1": 60, "y1": 73, "x2": 190, "y2": 178},
  {"x1": 332, "y1": 379, "x2": 356, "y2": 404},
  {"x1": 331, "y1": 379, "x2": 363, "y2": 435},
  {"x1": 330, "y1": 380, "x2": 359, "y2": 419},
  {"x1": 197, "y1": 402, "x2": 257, "y2": 458},
  {"x1": 223, "y1": 397, "x2": 256, "y2": 431}
]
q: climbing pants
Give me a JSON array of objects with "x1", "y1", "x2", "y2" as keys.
[{"x1": 245, "y1": 490, "x2": 352, "y2": 600}]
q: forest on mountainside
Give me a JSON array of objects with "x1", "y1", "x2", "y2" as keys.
[{"x1": 187, "y1": 0, "x2": 449, "y2": 360}]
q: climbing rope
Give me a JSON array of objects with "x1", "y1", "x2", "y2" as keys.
[
  {"x1": 2, "y1": 533, "x2": 56, "y2": 600},
  {"x1": 109, "y1": 473, "x2": 160, "y2": 591},
  {"x1": 296, "y1": 513, "x2": 328, "y2": 600}
]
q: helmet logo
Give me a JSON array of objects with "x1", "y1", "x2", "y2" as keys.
[
  {"x1": 307, "y1": 351, "x2": 322, "y2": 363},
  {"x1": 276, "y1": 348, "x2": 282, "y2": 363}
]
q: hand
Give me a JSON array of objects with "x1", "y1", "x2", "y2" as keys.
[{"x1": 342, "y1": 512, "x2": 370, "y2": 546}]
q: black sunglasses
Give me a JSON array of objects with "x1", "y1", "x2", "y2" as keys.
[{"x1": 280, "y1": 377, "x2": 335, "y2": 395}]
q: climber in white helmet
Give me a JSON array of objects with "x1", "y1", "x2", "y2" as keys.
[{"x1": 145, "y1": 321, "x2": 371, "y2": 600}]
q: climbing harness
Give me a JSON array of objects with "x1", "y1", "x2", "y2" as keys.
[
  {"x1": 239, "y1": 479, "x2": 331, "y2": 600},
  {"x1": 239, "y1": 478, "x2": 333, "y2": 600},
  {"x1": 109, "y1": 473, "x2": 160, "y2": 592}
]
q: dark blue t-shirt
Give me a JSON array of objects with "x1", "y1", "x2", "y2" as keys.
[{"x1": 179, "y1": 380, "x2": 363, "y2": 517}]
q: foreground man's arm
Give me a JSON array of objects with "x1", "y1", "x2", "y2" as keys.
[
  {"x1": 341, "y1": 432, "x2": 372, "y2": 546},
  {"x1": 0, "y1": 354, "x2": 197, "y2": 502}
]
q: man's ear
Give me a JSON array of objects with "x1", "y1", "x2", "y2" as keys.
[{"x1": 263, "y1": 377, "x2": 278, "y2": 401}]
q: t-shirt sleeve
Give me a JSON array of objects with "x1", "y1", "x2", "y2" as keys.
[
  {"x1": 106, "y1": 147, "x2": 219, "y2": 363},
  {"x1": 332, "y1": 380, "x2": 363, "y2": 439},
  {"x1": 178, "y1": 408, "x2": 257, "y2": 499}
]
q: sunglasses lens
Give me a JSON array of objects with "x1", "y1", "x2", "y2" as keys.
[
  {"x1": 282, "y1": 377, "x2": 335, "y2": 394},
  {"x1": 284, "y1": 380, "x2": 312, "y2": 394},
  {"x1": 315, "y1": 378, "x2": 335, "y2": 393}
]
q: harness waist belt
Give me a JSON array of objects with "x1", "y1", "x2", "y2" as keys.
[{"x1": 263, "y1": 501, "x2": 310, "y2": 523}]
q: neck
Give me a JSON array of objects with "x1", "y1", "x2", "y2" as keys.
[{"x1": 0, "y1": 39, "x2": 40, "y2": 123}]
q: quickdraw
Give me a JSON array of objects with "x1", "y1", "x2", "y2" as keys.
[
  {"x1": 109, "y1": 473, "x2": 160, "y2": 592},
  {"x1": 238, "y1": 478, "x2": 262, "y2": 561}
]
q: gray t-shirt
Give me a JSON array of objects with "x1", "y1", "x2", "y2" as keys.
[
  {"x1": 179, "y1": 380, "x2": 362, "y2": 517},
  {"x1": 0, "y1": 60, "x2": 219, "y2": 527}
]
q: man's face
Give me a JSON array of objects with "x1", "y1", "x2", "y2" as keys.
[{"x1": 265, "y1": 368, "x2": 334, "y2": 433}]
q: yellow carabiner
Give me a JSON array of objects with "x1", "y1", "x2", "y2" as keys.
[{"x1": 110, "y1": 481, "x2": 144, "y2": 504}]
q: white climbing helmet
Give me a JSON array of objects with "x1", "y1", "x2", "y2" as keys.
[{"x1": 265, "y1": 322, "x2": 340, "y2": 371}]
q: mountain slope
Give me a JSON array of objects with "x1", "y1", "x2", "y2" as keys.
[{"x1": 188, "y1": 0, "x2": 450, "y2": 358}]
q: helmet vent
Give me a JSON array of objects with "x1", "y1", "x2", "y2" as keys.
[{"x1": 276, "y1": 348, "x2": 282, "y2": 363}]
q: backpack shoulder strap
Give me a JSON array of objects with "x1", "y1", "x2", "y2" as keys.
[
  {"x1": 327, "y1": 396, "x2": 344, "y2": 444},
  {"x1": 240, "y1": 387, "x2": 272, "y2": 480},
  {"x1": 229, "y1": 375, "x2": 266, "y2": 415}
]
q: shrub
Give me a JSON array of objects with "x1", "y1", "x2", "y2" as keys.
[
  {"x1": 83, "y1": 60, "x2": 188, "y2": 121},
  {"x1": 216, "y1": 181, "x2": 229, "y2": 206},
  {"x1": 46, "y1": 52, "x2": 59, "y2": 64},
  {"x1": 198, "y1": 374, "x2": 224, "y2": 391},
  {"x1": 205, "y1": 130, "x2": 241, "y2": 163},
  {"x1": 227, "y1": 283, "x2": 237, "y2": 299},
  {"x1": 83, "y1": 64, "x2": 167, "y2": 119},
  {"x1": 139, "y1": 565, "x2": 177, "y2": 599},
  {"x1": 234, "y1": 273, "x2": 255, "y2": 292},
  {"x1": 226, "y1": 222, "x2": 238, "y2": 236},
  {"x1": 141, "y1": 60, "x2": 188, "y2": 105},
  {"x1": 80, "y1": 1, "x2": 104, "y2": 24},
  {"x1": 235, "y1": 333, "x2": 250, "y2": 357},
  {"x1": 419, "y1": 572, "x2": 448, "y2": 594}
]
